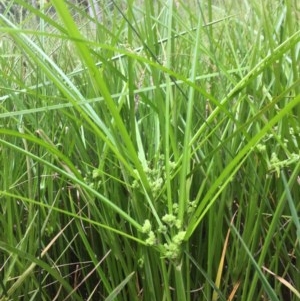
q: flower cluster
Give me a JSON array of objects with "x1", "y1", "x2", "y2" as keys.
[
  {"x1": 132, "y1": 155, "x2": 176, "y2": 198},
  {"x1": 256, "y1": 143, "x2": 299, "y2": 178},
  {"x1": 142, "y1": 210, "x2": 187, "y2": 260},
  {"x1": 142, "y1": 219, "x2": 156, "y2": 246},
  {"x1": 163, "y1": 231, "x2": 186, "y2": 260}
]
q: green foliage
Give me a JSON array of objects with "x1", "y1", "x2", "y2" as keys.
[{"x1": 0, "y1": 0, "x2": 299, "y2": 300}]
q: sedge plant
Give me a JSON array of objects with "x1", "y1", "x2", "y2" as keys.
[{"x1": 0, "y1": 0, "x2": 299, "y2": 300}]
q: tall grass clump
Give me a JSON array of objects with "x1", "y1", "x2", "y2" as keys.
[{"x1": 0, "y1": 0, "x2": 299, "y2": 300}]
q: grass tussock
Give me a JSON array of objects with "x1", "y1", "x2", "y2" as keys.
[{"x1": 0, "y1": 0, "x2": 300, "y2": 300}]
